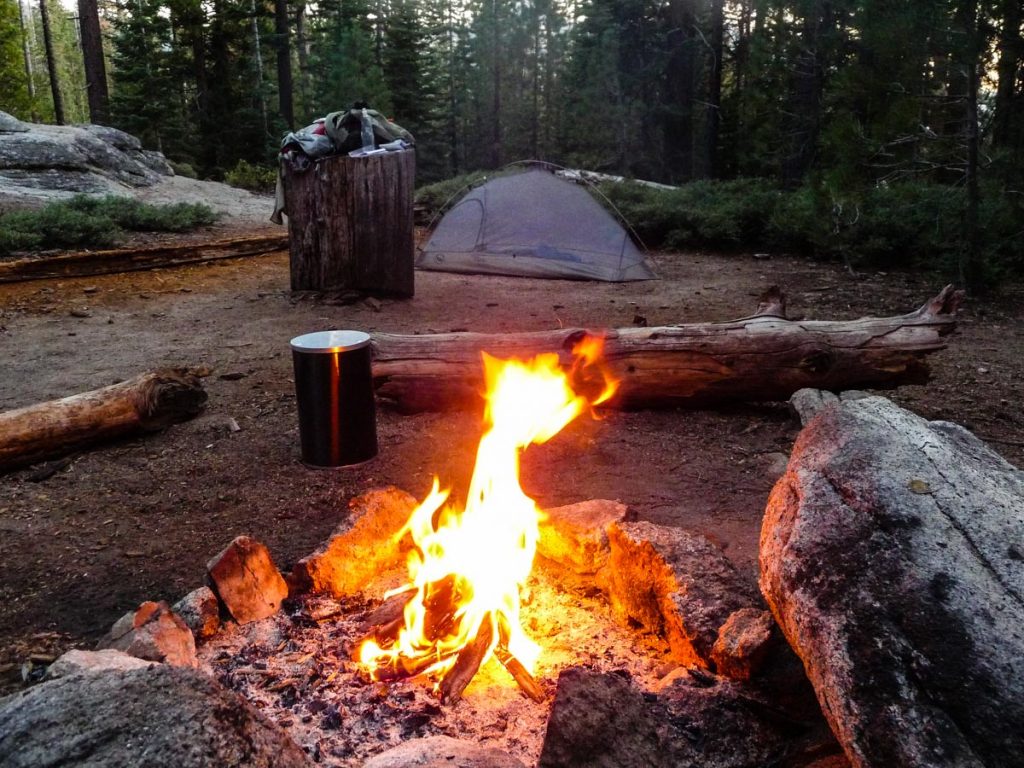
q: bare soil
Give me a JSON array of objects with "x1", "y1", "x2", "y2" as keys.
[{"x1": 2, "y1": 229, "x2": 1022, "y2": 684}]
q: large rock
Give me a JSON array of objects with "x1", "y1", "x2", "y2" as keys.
[
  {"x1": 0, "y1": 111, "x2": 271, "y2": 221},
  {"x1": 45, "y1": 649, "x2": 154, "y2": 679},
  {"x1": 173, "y1": 586, "x2": 221, "y2": 640},
  {"x1": 538, "y1": 499, "x2": 633, "y2": 574},
  {"x1": 363, "y1": 736, "x2": 526, "y2": 768},
  {"x1": 0, "y1": 664, "x2": 313, "y2": 767},
  {"x1": 290, "y1": 487, "x2": 418, "y2": 597},
  {"x1": 538, "y1": 667, "x2": 788, "y2": 768},
  {"x1": 761, "y1": 395, "x2": 1024, "y2": 768},
  {"x1": 207, "y1": 536, "x2": 288, "y2": 624},
  {"x1": 96, "y1": 600, "x2": 197, "y2": 667},
  {"x1": 605, "y1": 521, "x2": 761, "y2": 669}
]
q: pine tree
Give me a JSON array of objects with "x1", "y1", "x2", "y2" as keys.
[{"x1": 0, "y1": 0, "x2": 33, "y2": 116}]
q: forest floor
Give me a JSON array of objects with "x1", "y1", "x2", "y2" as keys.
[{"x1": 1, "y1": 221, "x2": 1022, "y2": 685}]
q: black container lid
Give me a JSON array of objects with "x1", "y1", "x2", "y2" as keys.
[{"x1": 289, "y1": 330, "x2": 371, "y2": 353}]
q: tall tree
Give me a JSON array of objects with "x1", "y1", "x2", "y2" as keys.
[
  {"x1": 77, "y1": 0, "x2": 109, "y2": 123},
  {"x1": 1, "y1": 0, "x2": 33, "y2": 116},
  {"x1": 993, "y1": 0, "x2": 1022, "y2": 166},
  {"x1": 274, "y1": 0, "x2": 293, "y2": 127},
  {"x1": 38, "y1": 0, "x2": 64, "y2": 123}
]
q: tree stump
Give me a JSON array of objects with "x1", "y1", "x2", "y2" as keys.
[{"x1": 283, "y1": 150, "x2": 415, "y2": 296}]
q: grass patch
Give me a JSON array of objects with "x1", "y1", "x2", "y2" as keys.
[{"x1": 0, "y1": 196, "x2": 219, "y2": 256}]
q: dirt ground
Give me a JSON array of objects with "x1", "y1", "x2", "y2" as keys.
[{"x1": 1, "y1": 227, "x2": 1022, "y2": 682}]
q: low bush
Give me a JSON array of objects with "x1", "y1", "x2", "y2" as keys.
[
  {"x1": 0, "y1": 195, "x2": 219, "y2": 256},
  {"x1": 415, "y1": 171, "x2": 489, "y2": 220},
  {"x1": 224, "y1": 160, "x2": 278, "y2": 193}
]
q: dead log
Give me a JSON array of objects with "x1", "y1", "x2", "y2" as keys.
[
  {"x1": 371, "y1": 286, "x2": 961, "y2": 413},
  {"x1": 0, "y1": 234, "x2": 288, "y2": 283},
  {"x1": 282, "y1": 151, "x2": 415, "y2": 296},
  {"x1": 0, "y1": 368, "x2": 208, "y2": 472}
]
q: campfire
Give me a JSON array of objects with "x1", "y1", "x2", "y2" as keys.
[{"x1": 356, "y1": 337, "x2": 617, "y2": 702}]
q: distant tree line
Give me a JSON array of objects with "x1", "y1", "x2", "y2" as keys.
[{"x1": 1, "y1": 0, "x2": 1022, "y2": 279}]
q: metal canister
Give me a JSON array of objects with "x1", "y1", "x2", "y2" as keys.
[{"x1": 290, "y1": 330, "x2": 378, "y2": 467}]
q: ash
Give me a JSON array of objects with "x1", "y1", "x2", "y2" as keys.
[{"x1": 197, "y1": 566, "x2": 670, "y2": 766}]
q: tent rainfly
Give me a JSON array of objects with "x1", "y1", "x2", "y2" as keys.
[{"x1": 416, "y1": 168, "x2": 657, "y2": 282}]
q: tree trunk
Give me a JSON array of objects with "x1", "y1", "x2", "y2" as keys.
[
  {"x1": 371, "y1": 286, "x2": 962, "y2": 413},
  {"x1": 706, "y1": 0, "x2": 725, "y2": 178},
  {"x1": 0, "y1": 368, "x2": 208, "y2": 473},
  {"x1": 960, "y1": 0, "x2": 981, "y2": 289},
  {"x1": 249, "y1": 0, "x2": 269, "y2": 139},
  {"x1": 490, "y1": 0, "x2": 502, "y2": 168},
  {"x1": 39, "y1": 0, "x2": 65, "y2": 125},
  {"x1": 283, "y1": 150, "x2": 415, "y2": 295},
  {"x1": 274, "y1": 0, "x2": 294, "y2": 128},
  {"x1": 17, "y1": 0, "x2": 39, "y2": 121},
  {"x1": 781, "y1": 0, "x2": 831, "y2": 187},
  {"x1": 664, "y1": 0, "x2": 697, "y2": 182},
  {"x1": 993, "y1": 0, "x2": 1021, "y2": 158},
  {"x1": 77, "y1": 0, "x2": 109, "y2": 124}
]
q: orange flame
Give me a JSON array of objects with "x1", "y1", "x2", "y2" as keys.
[{"x1": 358, "y1": 335, "x2": 617, "y2": 690}]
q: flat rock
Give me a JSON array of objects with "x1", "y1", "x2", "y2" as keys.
[
  {"x1": 173, "y1": 586, "x2": 221, "y2": 640},
  {"x1": 761, "y1": 396, "x2": 1024, "y2": 768},
  {"x1": 789, "y1": 388, "x2": 839, "y2": 425},
  {"x1": 290, "y1": 487, "x2": 418, "y2": 597},
  {"x1": 605, "y1": 521, "x2": 761, "y2": 668},
  {"x1": 538, "y1": 667, "x2": 788, "y2": 768},
  {"x1": 538, "y1": 499, "x2": 633, "y2": 574},
  {"x1": 207, "y1": 536, "x2": 288, "y2": 624},
  {"x1": 710, "y1": 607, "x2": 775, "y2": 681},
  {"x1": 96, "y1": 600, "x2": 197, "y2": 667},
  {"x1": 0, "y1": 664, "x2": 313, "y2": 767},
  {"x1": 45, "y1": 649, "x2": 154, "y2": 679},
  {"x1": 363, "y1": 736, "x2": 526, "y2": 768}
]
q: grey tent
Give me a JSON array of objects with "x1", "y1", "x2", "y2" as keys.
[{"x1": 416, "y1": 169, "x2": 657, "y2": 281}]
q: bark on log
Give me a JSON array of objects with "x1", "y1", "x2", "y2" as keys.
[
  {"x1": 0, "y1": 234, "x2": 288, "y2": 283},
  {"x1": 0, "y1": 368, "x2": 208, "y2": 472},
  {"x1": 283, "y1": 150, "x2": 415, "y2": 296},
  {"x1": 760, "y1": 395, "x2": 1024, "y2": 768},
  {"x1": 371, "y1": 285, "x2": 962, "y2": 413}
]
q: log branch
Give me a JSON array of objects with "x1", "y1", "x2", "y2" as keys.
[
  {"x1": 371, "y1": 286, "x2": 963, "y2": 413},
  {"x1": 494, "y1": 645, "x2": 546, "y2": 702},
  {"x1": 439, "y1": 614, "x2": 494, "y2": 703},
  {"x1": 0, "y1": 367, "x2": 209, "y2": 472}
]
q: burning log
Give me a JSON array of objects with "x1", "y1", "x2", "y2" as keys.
[
  {"x1": 371, "y1": 285, "x2": 962, "y2": 412},
  {"x1": 439, "y1": 615, "x2": 495, "y2": 703},
  {"x1": 0, "y1": 367, "x2": 208, "y2": 473}
]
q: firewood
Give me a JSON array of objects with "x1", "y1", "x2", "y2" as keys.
[
  {"x1": 371, "y1": 285, "x2": 962, "y2": 413},
  {"x1": 359, "y1": 589, "x2": 417, "y2": 635},
  {"x1": 0, "y1": 367, "x2": 208, "y2": 473},
  {"x1": 0, "y1": 234, "x2": 288, "y2": 283},
  {"x1": 439, "y1": 614, "x2": 495, "y2": 703},
  {"x1": 494, "y1": 646, "x2": 546, "y2": 702}
]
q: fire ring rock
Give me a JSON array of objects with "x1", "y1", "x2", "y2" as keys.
[
  {"x1": 760, "y1": 395, "x2": 1024, "y2": 768},
  {"x1": 363, "y1": 736, "x2": 526, "y2": 768},
  {"x1": 95, "y1": 600, "x2": 197, "y2": 667},
  {"x1": 207, "y1": 535, "x2": 289, "y2": 624},
  {"x1": 0, "y1": 665, "x2": 313, "y2": 767}
]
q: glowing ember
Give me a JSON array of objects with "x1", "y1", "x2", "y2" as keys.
[{"x1": 358, "y1": 336, "x2": 617, "y2": 699}]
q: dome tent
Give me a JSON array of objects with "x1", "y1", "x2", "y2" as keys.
[{"x1": 416, "y1": 167, "x2": 657, "y2": 282}]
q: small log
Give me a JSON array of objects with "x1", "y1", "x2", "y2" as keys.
[
  {"x1": 494, "y1": 646, "x2": 546, "y2": 702},
  {"x1": 0, "y1": 367, "x2": 208, "y2": 473},
  {"x1": 374, "y1": 652, "x2": 450, "y2": 683},
  {"x1": 371, "y1": 285, "x2": 963, "y2": 413},
  {"x1": 282, "y1": 150, "x2": 415, "y2": 296},
  {"x1": 360, "y1": 589, "x2": 417, "y2": 634},
  {"x1": 0, "y1": 234, "x2": 288, "y2": 283},
  {"x1": 439, "y1": 614, "x2": 495, "y2": 703}
]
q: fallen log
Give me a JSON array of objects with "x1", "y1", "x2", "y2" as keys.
[
  {"x1": 371, "y1": 285, "x2": 962, "y2": 412},
  {"x1": 761, "y1": 394, "x2": 1024, "y2": 768},
  {"x1": 0, "y1": 367, "x2": 208, "y2": 473},
  {"x1": 0, "y1": 234, "x2": 288, "y2": 283}
]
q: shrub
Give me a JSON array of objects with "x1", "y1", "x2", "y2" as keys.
[
  {"x1": 224, "y1": 160, "x2": 278, "y2": 193},
  {"x1": 0, "y1": 195, "x2": 220, "y2": 256},
  {"x1": 170, "y1": 160, "x2": 198, "y2": 179},
  {"x1": 415, "y1": 171, "x2": 490, "y2": 220}
]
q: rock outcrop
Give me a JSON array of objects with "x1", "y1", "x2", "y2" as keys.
[
  {"x1": 0, "y1": 665, "x2": 313, "y2": 767},
  {"x1": 761, "y1": 395, "x2": 1024, "y2": 768}
]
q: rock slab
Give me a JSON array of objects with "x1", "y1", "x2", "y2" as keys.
[
  {"x1": 96, "y1": 600, "x2": 197, "y2": 667},
  {"x1": 173, "y1": 585, "x2": 221, "y2": 640},
  {"x1": 761, "y1": 395, "x2": 1024, "y2": 768},
  {"x1": 605, "y1": 521, "x2": 761, "y2": 668},
  {"x1": 711, "y1": 607, "x2": 776, "y2": 681},
  {"x1": 208, "y1": 536, "x2": 288, "y2": 624},
  {"x1": 363, "y1": 736, "x2": 526, "y2": 768},
  {"x1": 290, "y1": 487, "x2": 418, "y2": 597},
  {"x1": 538, "y1": 667, "x2": 787, "y2": 768},
  {"x1": 0, "y1": 664, "x2": 313, "y2": 767},
  {"x1": 45, "y1": 649, "x2": 154, "y2": 679}
]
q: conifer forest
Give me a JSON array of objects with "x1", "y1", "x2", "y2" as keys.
[{"x1": 0, "y1": 0, "x2": 1022, "y2": 279}]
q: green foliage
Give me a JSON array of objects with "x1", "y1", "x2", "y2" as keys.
[
  {"x1": 414, "y1": 170, "x2": 490, "y2": 218},
  {"x1": 0, "y1": 195, "x2": 218, "y2": 255},
  {"x1": 170, "y1": 161, "x2": 198, "y2": 179},
  {"x1": 0, "y1": 0, "x2": 32, "y2": 117},
  {"x1": 224, "y1": 160, "x2": 277, "y2": 192}
]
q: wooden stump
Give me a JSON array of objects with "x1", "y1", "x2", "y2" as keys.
[{"x1": 283, "y1": 150, "x2": 415, "y2": 296}]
